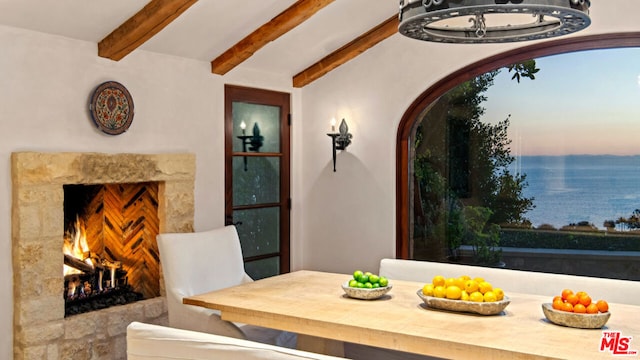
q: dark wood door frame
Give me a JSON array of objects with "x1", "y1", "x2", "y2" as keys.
[{"x1": 224, "y1": 84, "x2": 291, "y2": 273}]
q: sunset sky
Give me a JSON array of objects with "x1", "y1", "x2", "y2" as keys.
[{"x1": 482, "y1": 47, "x2": 640, "y2": 156}]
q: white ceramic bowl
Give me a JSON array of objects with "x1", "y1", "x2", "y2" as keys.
[
  {"x1": 342, "y1": 282, "x2": 392, "y2": 300},
  {"x1": 541, "y1": 303, "x2": 610, "y2": 329},
  {"x1": 416, "y1": 290, "x2": 510, "y2": 315}
]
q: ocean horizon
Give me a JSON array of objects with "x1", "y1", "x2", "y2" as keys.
[{"x1": 511, "y1": 154, "x2": 640, "y2": 230}]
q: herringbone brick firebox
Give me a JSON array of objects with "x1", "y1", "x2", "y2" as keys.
[
  {"x1": 63, "y1": 182, "x2": 161, "y2": 316},
  {"x1": 12, "y1": 152, "x2": 196, "y2": 360}
]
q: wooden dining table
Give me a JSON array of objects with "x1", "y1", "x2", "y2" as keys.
[{"x1": 183, "y1": 270, "x2": 640, "y2": 359}]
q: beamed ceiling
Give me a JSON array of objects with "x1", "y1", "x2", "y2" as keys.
[{"x1": 0, "y1": 0, "x2": 399, "y2": 87}]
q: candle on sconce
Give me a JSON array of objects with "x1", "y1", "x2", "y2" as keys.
[
  {"x1": 240, "y1": 121, "x2": 247, "y2": 135},
  {"x1": 330, "y1": 118, "x2": 336, "y2": 133}
]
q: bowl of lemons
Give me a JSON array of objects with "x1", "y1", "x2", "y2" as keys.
[
  {"x1": 342, "y1": 270, "x2": 392, "y2": 300},
  {"x1": 416, "y1": 275, "x2": 510, "y2": 315}
]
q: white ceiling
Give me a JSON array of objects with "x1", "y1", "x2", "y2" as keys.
[
  {"x1": 0, "y1": 1, "x2": 637, "y2": 80},
  {"x1": 0, "y1": 0, "x2": 398, "y2": 77}
]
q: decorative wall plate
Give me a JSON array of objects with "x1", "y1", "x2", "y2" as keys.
[{"x1": 89, "y1": 81, "x2": 134, "y2": 135}]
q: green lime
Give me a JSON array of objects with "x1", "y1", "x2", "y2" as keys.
[
  {"x1": 353, "y1": 270, "x2": 364, "y2": 280},
  {"x1": 369, "y1": 274, "x2": 380, "y2": 284},
  {"x1": 359, "y1": 274, "x2": 369, "y2": 283},
  {"x1": 372, "y1": 283, "x2": 380, "y2": 288},
  {"x1": 364, "y1": 282, "x2": 373, "y2": 289},
  {"x1": 379, "y1": 276, "x2": 389, "y2": 287},
  {"x1": 356, "y1": 282, "x2": 365, "y2": 288},
  {"x1": 348, "y1": 279, "x2": 358, "y2": 288}
]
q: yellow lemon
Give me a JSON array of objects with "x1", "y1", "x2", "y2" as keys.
[
  {"x1": 433, "y1": 285, "x2": 446, "y2": 298},
  {"x1": 473, "y1": 277, "x2": 485, "y2": 284},
  {"x1": 461, "y1": 290, "x2": 470, "y2": 301},
  {"x1": 469, "y1": 291, "x2": 484, "y2": 302},
  {"x1": 454, "y1": 276, "x2": 467, "y2": 289},
  {"x1": 444, "y1": 277, "x2": 456, "y2": 288},
  {"x1": 422, "y1": 283, "x2": 434, "y2": 296},
  {"x1": 445, "y1": 285, "x2": 462, "y2": 300},
  {"x1": 483, "y1": 291, "x2": 497, "y2": 302},
  {"x1": 464, "y1": 279, "x2": 479, "y2": 294},
  {"x1": 460, "y1": 275, "x2": 471, "y2": 281},
  {"x1": 478, "y1": 281, "x2": 493, "y2": 294},
  {"x1": 432, "y1": 275, "x2": 445, "y2": 287},
  {"x1": 493, "y1": 288, "x2": 505, "y2": 301}
]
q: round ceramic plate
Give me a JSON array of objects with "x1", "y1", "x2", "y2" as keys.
[
  {"x1": 89, "y1": 81, "x2": 134, "y2": 135},
  {"x1": 541, "y1": 303, "x2": 610, "y2": 329},
  {"x1": 342, "y1": 281, "x2": 392, "y2": 300},
  {"x1": 417, "y1": 290, "x2": 510, "y2": 315}
]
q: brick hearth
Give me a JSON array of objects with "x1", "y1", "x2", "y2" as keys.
[{"x1": 12, "y1": 152, "x2": 196, "y2": 360}]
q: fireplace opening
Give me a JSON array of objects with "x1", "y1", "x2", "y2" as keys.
[{"x1": 63, "y1": 182, "x2": 161, "y2": 317}]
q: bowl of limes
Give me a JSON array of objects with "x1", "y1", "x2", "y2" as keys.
[{"x1": 342, "y1": 270, "x2": 392, "y2": 300}]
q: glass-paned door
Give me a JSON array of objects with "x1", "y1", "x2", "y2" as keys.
[{"x1": 224, "y1": 85, "x2": 290, "y2": 279}]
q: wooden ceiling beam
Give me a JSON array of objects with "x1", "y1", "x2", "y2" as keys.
[
  {"x1": 98, "y1": 0, "x2": 198, "y2": 61},
  {"x1": 211, "y1": 0, "x2": 334, "y2": 75},
  {"x1": 293, "y1": 15, "x2": 398, "y2": 88}
]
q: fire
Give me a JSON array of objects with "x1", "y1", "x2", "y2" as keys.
[{"x1": 63, "y1": 215, "x2": 94, "y2": 276}]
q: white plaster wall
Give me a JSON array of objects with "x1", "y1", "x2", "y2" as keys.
[
  {"x1": 298, "y1": 35, "x2": 510, "y2": 275},
  {"x1": 296, "y1": 1, "x2": 640, "y2": 275},
  {"x1": 0, "y1": 25, "x2": 300, "y2": 359},
  {"x1": 1, "y1": 1, "x2": 636, "y2": 358}
]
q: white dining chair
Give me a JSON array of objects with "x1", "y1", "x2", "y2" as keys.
[{"x1": 156, "y1": 225, "x2": 296, "y2": 348}]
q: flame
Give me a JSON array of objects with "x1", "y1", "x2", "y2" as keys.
[{"x1": 63, "y1": 215, "x2": 94, "y2": 276}]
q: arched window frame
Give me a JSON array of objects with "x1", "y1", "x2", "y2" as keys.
[{"x1": 395, "y1": 32, "x2": 640, "y2": 259}]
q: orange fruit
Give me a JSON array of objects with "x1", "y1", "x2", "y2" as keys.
[
  {"x1": 566, "y1": 293, "x2": 579, "y2": 306},
  {"x1": 596, "y1": 300, "x2": 609, "y2": 313},
  {"x1": 575, "y1": 291, "x2": 588, "y2": 299},
  {"x1": 561, "y1": 302, "x2": 574, "y2": 312},
  {"x1": 586, "y1": 303, "x2": 599, "y2": 314},
  {"x1": 561, "y1": 289, "x2": 573, "y2": 301},
  {"x1": 552, "y1": 298, "x2": 565, "y2": 310},
  {"x1": 578, "y1": 294, "x2": 592, "y2": 307},
  {"x1": 573, "y1": 303, "x2": 586, "y2": 313},
  {"x1": 552, "y1": 295, "x2": 563, "y2": 303}
]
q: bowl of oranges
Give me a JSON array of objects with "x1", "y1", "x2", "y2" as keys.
[
  {"x1": 342, "y1": 270, "x2": 392, "y2": 300},
  {"x1": 542, "y1": 289, "x2": 610, "y2": 329},
  {"x1": 417, "y1": 275, "x2": 510, "y2": 315}
]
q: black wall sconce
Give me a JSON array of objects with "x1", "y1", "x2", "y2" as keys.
[
  {"x1": 327, "y1": 118, "x2": 352, "y2": 172},
  {"x1": 237, "y1": 121, "x2": 264, "y2": 171}
]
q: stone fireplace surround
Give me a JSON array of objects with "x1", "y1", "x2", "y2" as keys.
[{"x1": 12, "y1": 152, "x2": 196, "y2": 360}]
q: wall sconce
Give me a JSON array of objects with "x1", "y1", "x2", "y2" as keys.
[
  {"x1": 237, "y1": 121, "x2": 264, "y2": 171},
  {"x1": 326, "y1": 118, "x2": 352, "y2": 172}
]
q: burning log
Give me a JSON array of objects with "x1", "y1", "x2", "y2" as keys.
[{"x1": 64, "y1": 254, "x2": 95, "y2": 274}]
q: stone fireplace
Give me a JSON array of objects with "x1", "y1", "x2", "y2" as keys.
[{"x1": 12, "y1": 152, "x2": 196, "y2": 360}]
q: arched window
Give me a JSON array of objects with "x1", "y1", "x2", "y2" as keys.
[{"x1": 396, "y1": 33, "x2": 640, "y2": 281}]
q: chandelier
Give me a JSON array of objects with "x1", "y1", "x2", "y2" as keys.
[{"x1": 399, "y1": 0, "x2": 591, "y2": 43}]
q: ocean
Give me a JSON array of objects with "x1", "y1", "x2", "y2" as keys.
[{"x1": 511, "y1": 155, "x2": 640, "y2": 230}]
